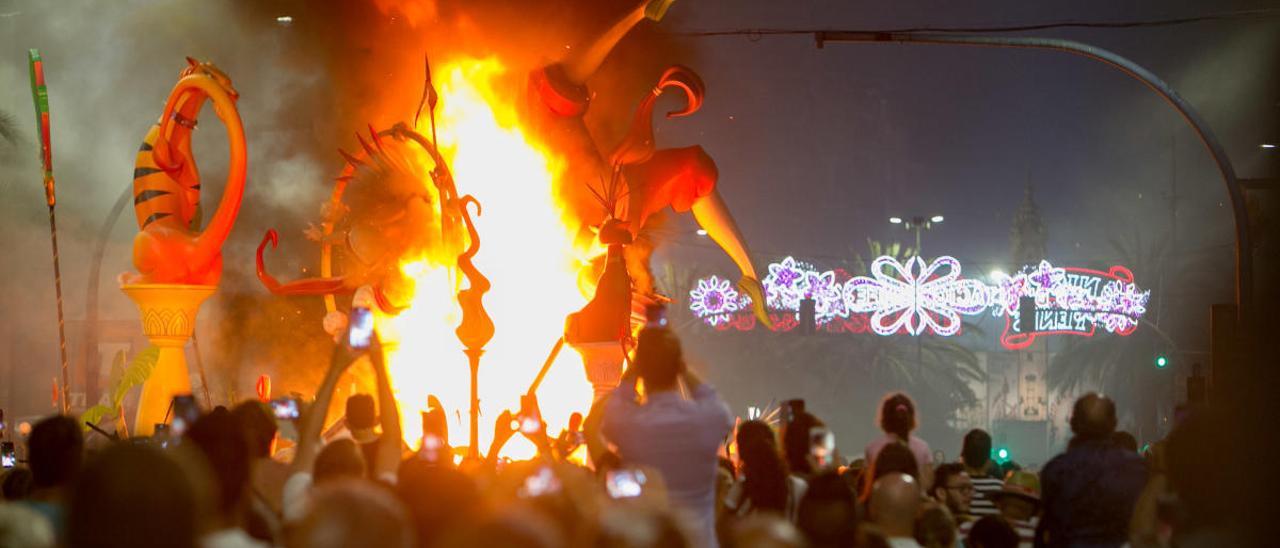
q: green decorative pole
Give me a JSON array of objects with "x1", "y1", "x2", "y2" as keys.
[{"x1": 29, "y1": 49, "x2": 71, "y2": 415}]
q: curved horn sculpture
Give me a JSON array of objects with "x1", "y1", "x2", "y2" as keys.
[
  {"x1": 610, "y1": 65, "x2": 704, "y2": 168},
  {"x1": 123, "y1": 58, "x2": 246, "y2": 286}
]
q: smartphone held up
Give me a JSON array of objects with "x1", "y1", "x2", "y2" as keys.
[
  {"x1": 170, "y1": 394, "x2": 200, "y2": 437},
  {"x1": 1, "y1": 442, "x2": 15, "y2": 468},
  {"x1": 347, "y1": 306, "x2": 374, "y2": 350},
  {"x1": 605, "y1": 468, "x2": 647, "y2": 499},
  {"x1": 271, "y1": 397, "x2": 301, "y2": 421}
]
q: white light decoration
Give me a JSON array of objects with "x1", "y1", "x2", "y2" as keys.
[
  {"x1": 688, "y1": 275, "x2": 743, "y2": 327},
  {"x1": 844, "y1": 255, "x2": 989, "y2": 336},
  {"x1": 689, "y1": 255, "x2": 1151, "y2": 349}
]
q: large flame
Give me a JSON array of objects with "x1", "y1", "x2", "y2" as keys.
[{"x1": 384, "y1": 58, "x2": 595, "y2": 459}]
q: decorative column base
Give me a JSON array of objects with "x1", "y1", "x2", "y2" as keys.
[
  {"x1": 121, "y1": 284, "x2": 215, "y2": 437},
  {"x1": 571, "y1": 341, "x2": 625, "y2": 402}
]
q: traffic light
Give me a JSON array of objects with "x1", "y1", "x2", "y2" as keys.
[
  {"x1": 995, "y1": 447, "x2": 1010, "y2": 463},
  {"x1": 1155, "y1": 355, "x2": 1169, "y2": 369}
]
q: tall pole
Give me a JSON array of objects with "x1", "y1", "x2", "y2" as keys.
[{"x1": 29, "y1": 50, "x2": 70, "y2": 415}]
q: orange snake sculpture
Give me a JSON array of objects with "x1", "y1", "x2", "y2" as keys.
[{"x1": 122, "y1": 57, "x2": 246, "y2": 286}]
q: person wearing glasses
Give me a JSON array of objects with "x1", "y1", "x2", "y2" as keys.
[{"x1": 930, "y1": 462, "x2": 976, "y2": 527}]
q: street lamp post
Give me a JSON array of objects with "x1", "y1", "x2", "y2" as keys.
[
  {"x1": 888, "y1": 213, "x2": 944, "y2": 378},
  {"x1": 889, "y1": 214, "x2": 944, "y2": 256}
]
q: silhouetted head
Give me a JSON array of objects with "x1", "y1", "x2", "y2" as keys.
[
  {"x1": 735, "y1": 420, "x2": 789, "y2": 514},
  {"x1": 315, "y1": 439, "x2": 367, "y2": 484},
  {"x1": 873, "y1": 442, "x2": 920, "y2": 482},
  {"x1": 1, "y1": 468, "x2": 34, "y2": 501},
  {"x1": 633, "y1": 328, "x2": 683, "y2": 392},
  {"x1": 67, "y1": 443, "x2": 203, "y2": 548},
  {"x1": 185, "y1": 407, "x2": 251, "y2": 519},
  {"x1": 594, "y1": 503, "x2": 692, "y2": 548},
  {"x1": 231, "y1": 401, "x2": 277, "y2": 459},
  {"x1": 961, "y1": 429, "x2": 993, "y2": 472},
  {"x1": 1112, "y1": 431, "x2": 1138, "y2": 453},
  {"x1": 28, "y1": 415, "x2": 83, "y2": 490},
  {"x1": 796, "y1": 471, "x2": 858, "y2": 548},
  {"x1": 728, "y1": 514, "x2": 805, "y2": 548},
  {"x1": 869, "y1": 473, "x2": 921, "y2": 538},
  {"x1": 967, "y1": 516, "x2": 1019, "y2": 548},
  {"x1": 1069, "y1": 393, "x2": 1117, "y2": 441},
  {"x1": 915, "y1": 503, "x2": 958, "y2": 548},
  {"x1": 397, "y1": 459, "x2": 481, "y2": 547},
  {"x1": 346, "y1": 394, "x2": 377, "y2": 431},
  {"x1": 878, "y1": 393, "x2": 917, "y2": 440},
  {"x1": 289, "y1": 479, "x2": 413, "y2": 548},
  {"x1": 782, "y1": 412, "x2": 824, "y2": 476}
]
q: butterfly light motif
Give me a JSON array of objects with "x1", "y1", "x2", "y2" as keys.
[{"x1": 843, "y1": 255, "x2": 990, "y2": 336}]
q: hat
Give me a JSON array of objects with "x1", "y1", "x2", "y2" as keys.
[{"x1": 993, "y1": 470, "x2": 1040, "y2": 504}]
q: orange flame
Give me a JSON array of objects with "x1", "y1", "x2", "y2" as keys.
[{"x1": 382, "y1": 58, "x2": 597, "y2": 459}]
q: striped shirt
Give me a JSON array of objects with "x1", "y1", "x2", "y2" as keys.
[{"x1": 970, "y1": 476, "x2": 1003, "y2": 516}]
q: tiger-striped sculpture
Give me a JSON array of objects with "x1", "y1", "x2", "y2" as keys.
[{"x1": 122, "y1": 57, "x2": 246, "y2": 286}]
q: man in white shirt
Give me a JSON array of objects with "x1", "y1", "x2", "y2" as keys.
[{"x1": 602, "y1": 327, "x2": 733, "y2": 548}]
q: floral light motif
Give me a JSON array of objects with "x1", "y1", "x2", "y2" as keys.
[
  {"x1": 762, "y1": 256, "x2": 811, "y2": 311},
  {"x1": 687, "y1": 255, "x2": 1151, "y2": 348},
  {"x1": 688, "y1": 275, "x2": 742, "y2": 326}
]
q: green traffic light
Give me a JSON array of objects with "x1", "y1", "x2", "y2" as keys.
[
  {"x1": 1155, "y1": 356, "x2": 1169, "y2": 368},
  {"x1": 996, "y1": 448, "x2": 1009, "y2": 461}
]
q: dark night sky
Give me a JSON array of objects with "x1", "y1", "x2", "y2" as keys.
[{"x1": 653, "y1": 0, "x2": 1277, "y2": 295}]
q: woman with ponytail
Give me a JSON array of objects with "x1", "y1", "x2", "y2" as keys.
[
  {"x1": 864, "y1": 393, "x2": 934, "y2": 492},
  {"x1": 725, "y1": 420, "x2": 808, "y2": 522}
]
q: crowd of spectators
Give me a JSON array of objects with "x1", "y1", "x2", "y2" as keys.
[{"x1": 0, "y1": 324, "x2": 1235, "y2": 547}]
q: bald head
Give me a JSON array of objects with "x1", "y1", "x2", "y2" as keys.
[
  {"x1": 870, "y1": 472, "x2": 921, "y2": 537},
  {"x1": 1070, "y1": 393, "x2": 1117, "y2": 440}
]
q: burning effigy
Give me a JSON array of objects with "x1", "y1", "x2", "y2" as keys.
[{"x1": 250, "y1": 0, "x2": 769, "y2": 458}]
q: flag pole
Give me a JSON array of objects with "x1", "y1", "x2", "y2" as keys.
[{"x1": 30, "y1": 49, "x2": 71, "y2": 415}]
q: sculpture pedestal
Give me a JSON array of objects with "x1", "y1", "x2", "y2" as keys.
[
  {"x1": 572, "y1": 341, "x2": 624, "y2": 402},
  {"x1": 121, "y1": 284, "x2": 215, "y2": 437}
]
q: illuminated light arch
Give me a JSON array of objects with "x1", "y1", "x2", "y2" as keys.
[{"x1": 688, "y1": 255, "x2": 1151, "y2": 349}]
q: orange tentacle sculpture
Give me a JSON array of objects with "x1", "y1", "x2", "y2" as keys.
[
  {"x1": 123, "y1": 57, "x2": 246, "y2": 286},
  {"x1": 609, "y1": 65, "x2": 704, "y2": 168}
]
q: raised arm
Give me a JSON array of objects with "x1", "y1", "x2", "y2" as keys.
[
  {"x1": 601, "y1": 363, "x2": 641, "y2": 442},
  {"x1": 291, "y1": 343, "x2": 358, "y2": 476},
  {"x1": 370, "y1": 334, "x2": 402, "y2": 480}
]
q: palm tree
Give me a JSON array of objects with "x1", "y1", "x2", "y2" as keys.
[{"x1": 1046, "y1": 232, "x2": 1181, "y2": 442}]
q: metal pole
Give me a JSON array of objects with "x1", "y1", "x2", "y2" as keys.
[
  {"x1": 815, "y1": 31, "x2": 1253, "y2": 325},
  {"x1": 191, "y1": 332, "x2": 212, "y2": 407},
  {"x1": 465, "y1": 348, "x2": 482, "y2": 460},
  {"x1": 29, "y1": 50, "x2": 70, "y2": 415},
  {"x1": 526, "y1": 337, "x2": 566, "y2": 396},
  {"x1": 47, "y1": 206, "x2": 70, "y2": 415}
]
